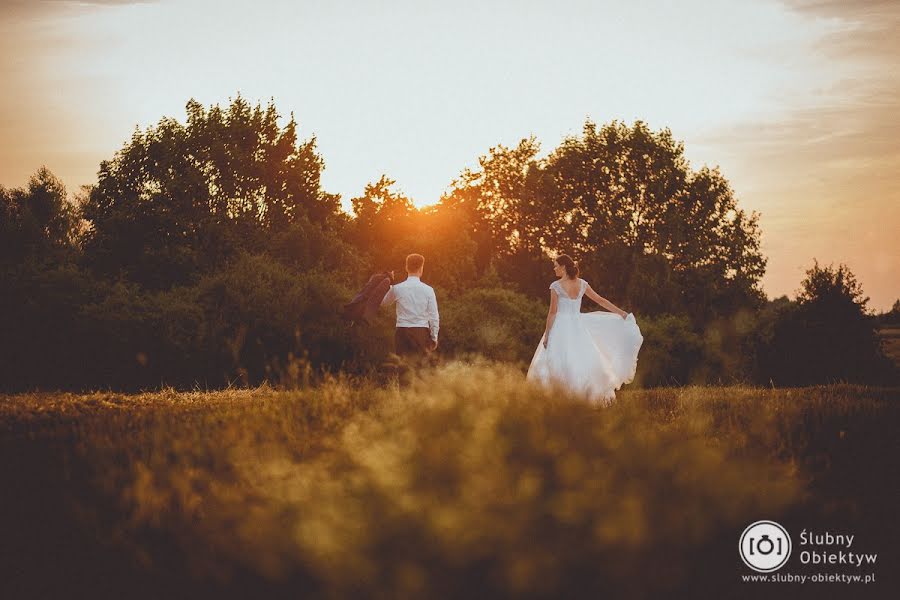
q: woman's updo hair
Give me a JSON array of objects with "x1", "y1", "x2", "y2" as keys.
[{"x1": 556, "y1": 254, "x2": 579, "y2": 279}]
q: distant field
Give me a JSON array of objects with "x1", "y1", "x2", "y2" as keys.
[{"x1": 1, "y1": 363, "x2": 897, "y2": 599}]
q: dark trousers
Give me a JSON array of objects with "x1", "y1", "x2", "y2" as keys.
[
  {"x1": 392, "y1": 328, "x2": 437, "y2": 386},
  {"x1": 395, "y1": 327, "x2": 435, "y2": 356}
]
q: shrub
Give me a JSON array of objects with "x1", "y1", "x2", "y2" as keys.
[
  {"x1": 439, "y1": 287, "x2": 546, "y2": 363},
  {"x1": 632, "y1": 314, "x2": 703, "y2": 386}
]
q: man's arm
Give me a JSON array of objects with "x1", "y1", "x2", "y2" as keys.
[
  {"x1": 381, "y1": 285, "x2": 396, "y2": 307},
  {"x1": 427, "y1": 288, "x2": 440, "y2": 344}
]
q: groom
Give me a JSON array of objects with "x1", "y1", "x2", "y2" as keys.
[{"x1": 381, "y1": 253, "x2": 439, "y2": 361}]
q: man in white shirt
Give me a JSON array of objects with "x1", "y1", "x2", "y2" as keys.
[{"x1": 381, "y1": 253, "x2": 439, "y2": 359}]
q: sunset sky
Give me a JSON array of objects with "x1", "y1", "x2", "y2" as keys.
[{"x1": 1, "y1": 0, "x2": 897, "y2": 310}]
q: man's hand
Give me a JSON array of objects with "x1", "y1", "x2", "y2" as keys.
[
  {"x1": 430, "y1": 338, "x2": 439, "y2": 351},
  {"x1": 542, "y1": 336, "x2": 548, "y2": 349}
]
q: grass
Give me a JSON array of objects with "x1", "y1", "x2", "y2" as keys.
[{"x1": 1, "y1": 362, "x2": 897, "y2": 599}]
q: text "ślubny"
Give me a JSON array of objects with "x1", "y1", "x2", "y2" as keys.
[{"x1": 799, "y1": 530, "x2": 877, "y2": 567}]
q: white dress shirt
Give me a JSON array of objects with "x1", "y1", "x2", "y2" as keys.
[{"x1": 381, "y1": 275, "x2": 440, "y2": 342}]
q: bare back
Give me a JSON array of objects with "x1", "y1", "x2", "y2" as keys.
[{"x1": 557, "y1": 277, "x2": 582, "y2": 300}]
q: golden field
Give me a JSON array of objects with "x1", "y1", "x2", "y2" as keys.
[{"x1": 1, "y1": 363, "x2": 897, "y2": 599}]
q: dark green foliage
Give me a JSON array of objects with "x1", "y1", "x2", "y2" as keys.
[
  {"x1": 2, "y1": 97, "x2": 894, "y2": 390},
  {"x1": 0, "y1": 263, "x2": 103, "y2": 390},
  {"x1": 440, "y1": 286, "x2": 546, "y2": 363},
  {"x1": 80, "y1": 95, "x2": 342, "y2": 289},
  {"x1": 631, "y1": 314, "x2": 703, "y2": 386},
  {"x1": 0, "y1": 167, "x2": 80, "y2": 266},
  {"x1": 78, "y1": 279, "x2": 203, "y2": 389},
  {"x1": 443, "y1": 121, "x2": 767, "y2": 322},
  {"x1": 885, "y1": 299, "x2": 900, "y2": 325},
  {"x1": 757, "y1": 261, "x2": 897, "y2": 386}
]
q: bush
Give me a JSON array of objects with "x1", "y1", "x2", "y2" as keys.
[
  {"x1": 439, "y1": 286, "x2": 546, "y2": 363},
  {"x1": 0, "y1": 261, "x2": 111, "y2": 391},
  {"x1": 632, "y1": 314, "x2": 703, "y2": 386},
  {"x1": 78, "y1": 280, "x2": 203, "y2": 390}
]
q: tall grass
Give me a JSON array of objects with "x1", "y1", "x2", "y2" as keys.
[{"x1": 1, "y1": 363, "x2": 897, "y2": 599}]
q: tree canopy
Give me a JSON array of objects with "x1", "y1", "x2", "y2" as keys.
[
  {"x1": 0, "y1": 167, "x2": 80, "y2": 266},
  {"x1": 761, "y1": 260, "x2": 893, "y2": 385},
  {"x1": 5, "y1": 95, "x2": 892, "y2": 391},
  {"x1": 444, "y1": 120, "x2": 767, "y2": 321},
  {"x1": 81, "y1": 95, "x2": 343, "y2": 288}
]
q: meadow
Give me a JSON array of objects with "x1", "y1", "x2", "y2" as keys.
[{"x1": 1, "y1": 363, "x2": 897, "y2": 599}]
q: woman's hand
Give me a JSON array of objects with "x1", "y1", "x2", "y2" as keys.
[{"x1": 542, "y1": 335, "x2": 548, "y2": 348}]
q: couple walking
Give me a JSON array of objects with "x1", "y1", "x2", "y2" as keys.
[{"x1": 375, "y1": 253, "x2": 643, "y2": 404}]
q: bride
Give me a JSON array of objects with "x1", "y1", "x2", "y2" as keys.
[{"x1": 527, "y1": 255, "x2": 643, "y2": 406}]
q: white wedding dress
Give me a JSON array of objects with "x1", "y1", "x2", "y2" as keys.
[{"x1": 527, "y1": 278, "x2": 643, "y2": 406}]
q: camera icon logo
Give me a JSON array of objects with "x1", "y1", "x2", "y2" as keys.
[{"x1": 739, "y1": 520, "x2": 792, "y2": 572}]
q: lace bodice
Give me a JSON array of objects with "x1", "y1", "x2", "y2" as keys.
[{"x1": 550, "y1": 278, "x2": 586, "y2": 314}]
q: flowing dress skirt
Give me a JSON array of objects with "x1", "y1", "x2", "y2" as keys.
[{"x1": 526, "y1": 312, "x2": 643, "y2": 406}]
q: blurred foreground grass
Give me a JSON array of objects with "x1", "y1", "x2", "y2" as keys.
[{"x1": 1, "y1": 363, "x2": 897, "y2": 599}]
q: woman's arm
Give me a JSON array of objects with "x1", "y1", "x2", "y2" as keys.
[
  {"x1": 542, "y1": 291, "x2": 559, "y2": 348},
  {"x1": 584, "y1": 283, "x2": 627, "y2": 318}
]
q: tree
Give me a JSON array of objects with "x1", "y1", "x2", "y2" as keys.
[
  {"x1": 442, "y1": 137, "x2": 548, "y2": 295},
  {"x1": 445, "y1": 120, "x2": 767, "y2": 320},
  {"x1": 541, "y1": 120, "x2": 766, "y2": 321},
  {"x1": 877, "y1": 299, "x2": 900, "y2": 327},
  {"x1": 404, "y1": 204, "x2": 478, "y2": 295},
  {"x1": 762, "y1": 261, "x2": 895, "y2": 385},
  {"x1": 0, "y1": 167, "x2": 80, "y2": 265},
  {"x1": 81, "y1": 94, "x2": 341, "y2": 289},
  {"x1": 351, "y1": 176, "x2": 478, "y2": 294},
  {"x1": 350, "y1": 175, "x2": 418, "y2": 270}
]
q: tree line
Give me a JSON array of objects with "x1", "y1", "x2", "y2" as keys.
[{"x1": 1, "y1": 95, "x2": 895, "y2": 391}]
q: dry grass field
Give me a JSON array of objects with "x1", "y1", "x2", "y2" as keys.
[{"x1": 1, "y1": 362, "x2": 897, "y2": 599}]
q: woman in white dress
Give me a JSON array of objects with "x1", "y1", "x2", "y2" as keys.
[{"x1": 527, "y1": 255, "x2": 644, "y2": 406}]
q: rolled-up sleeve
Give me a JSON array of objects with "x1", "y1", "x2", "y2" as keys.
[{"x1": 427, "y1": 288, "x2": 440, "y2": 342}]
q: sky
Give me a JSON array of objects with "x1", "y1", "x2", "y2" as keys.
[{"x1": 1, "y1": 0, "x2": 897, "y2": 311}]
